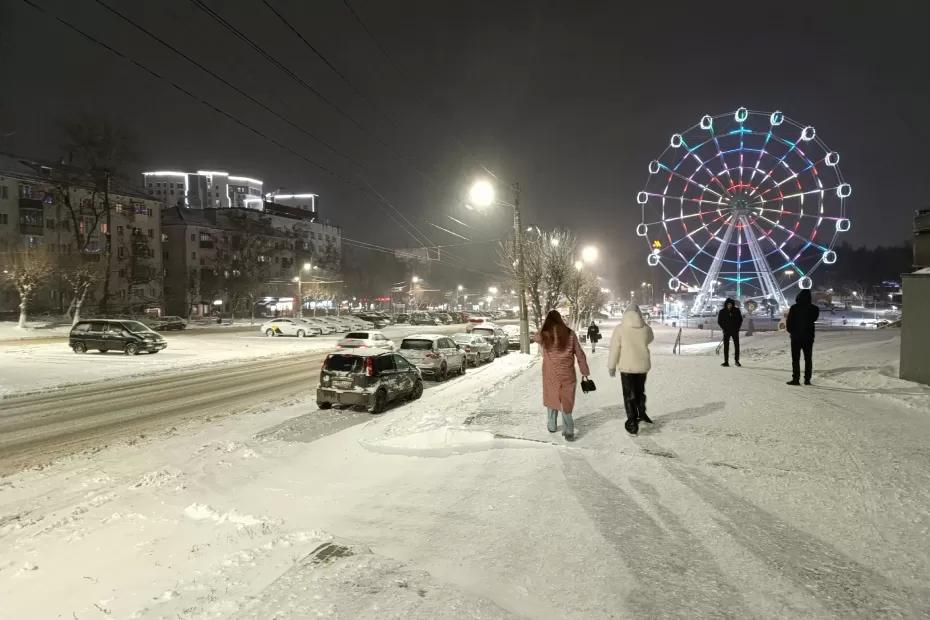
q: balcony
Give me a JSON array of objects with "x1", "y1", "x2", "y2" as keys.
[{"x1": 19, "y1": 197, "x2": 45, "y2": 209}]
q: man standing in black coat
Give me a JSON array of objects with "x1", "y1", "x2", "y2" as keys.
[
  {"x1": 786, "y1": 289, "x2": 820, "y2": 385},
  {"x1": 587, "y1": 321, "x2": 601, "y2": 353},
  {"x1": 717, "y1": 298, "x2": 743, "y2": 367}
]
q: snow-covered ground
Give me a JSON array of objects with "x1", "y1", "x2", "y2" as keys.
[
  {"x1": 0, "y1": 324, "x2": 483, "y2": 397},
  {"x1": 1, "y1": 326, "x2": 929, "y2": 618}
]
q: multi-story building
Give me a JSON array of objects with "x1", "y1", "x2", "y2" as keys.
[
  {"x1": 0, "y1": 154, "x2": 163, "y2": 315},
  {"x1": 161, "y1": 202, "x2": 341, "y2": 317},
  {"x1": 143, "y1": 170, "x2": 263, "y2": 210}
]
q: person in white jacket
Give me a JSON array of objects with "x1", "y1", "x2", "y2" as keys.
[{"x1": 607, "y1": 305, "x2": 654, "y2": 435}]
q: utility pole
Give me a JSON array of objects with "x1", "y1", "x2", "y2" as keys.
[{"x1": 513, "y1": 183, "x2": 530, "y2": 354}]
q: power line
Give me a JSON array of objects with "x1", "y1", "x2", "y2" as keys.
[
  {"x1": 92, "y1": 0, "x2": 361, "y2": 170},
  {"x1": 21, "y1": 0, "x2": 429, "y2": 248}
]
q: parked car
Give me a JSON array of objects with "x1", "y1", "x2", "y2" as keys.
[
  {"x1": 394, "y1": 313, "x2": 410, "y2": 324},
  {"x1": 317, "y1": 316, "x2": 354, "y2": 332},
  {"x1": 70, "y1": 319, "x2": 167, "y2": 355},
  {"x1": 317, "y1": 349, "x2": 423, "y2": 413},
  {"x1": 434, "y1": 312, "x2": 454, "y2": 325},
  {"x1": 260, "y1": 318, "x2": 318, "y2": 337},
  {"x1": 398, "y1": 334, "x2": 467, "y2": 380},
  {"x1": 451, "y1": 333, "x2": 496, "y2": 366},
  {"x1": 355, "y1": 313, "x2": 390, "y2": 328},
  {"x1": 337, "y1": 331, "x2": 396, "y2": 351},
  {"x1": 345, "y1": 316, "x2": 375, "y2": 330},
  {"x1": 299, "y1": 318, "x2": 334, "y2": 334},
  {"x1": 502, "y1": 324, "x2": 522, "y2": 349},
  {"x1": 467, "y1": 315, "x2": 490, "y2": 327},
  {"x1": 469, "y1": 324, "x2": 509, "y2": 356},
  {"x1": 147, "y1": 315, "x2": 187, "y2": 331},
  {"x1": 411, "y1": 312, "x2": 441, "y2": 326}
]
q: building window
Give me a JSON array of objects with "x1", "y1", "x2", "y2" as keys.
[
  {"x1": 20, "y1": 184, "x2": 33, "y2": 199},
  {"x1": 191, "y1": 252, "x2": 196, "y2": 260},
  {"x1": 148, "y1": 229, "x2": 154, "y2": 238},
  {"x1": 191, "y1": 233, "x2": 196, "y2": 242},
  {"x1": 0, "y1": 186, "x2": 7, "y2": 199},
  {"x1": 117, "y1": 225, "x2": 124, "y2": 235},
  {"x1": 0, "y1": 213, "x2": 9, "y2": 225},
  {"x1": 118, "y1": 247, "x2": 125, "y2": 258}
]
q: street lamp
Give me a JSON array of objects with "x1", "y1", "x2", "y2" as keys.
[
  {"x1": 581, "y1": 245, "x2": 599, "y2": 264},
  {"x1": 294, "y1": 261, "x2": 318, "y2": 319},
  {"x1": 467, "y1": 177, "x2": 530, "y2": 354},
  {"x1": 488, "y1": 286, "x2": 499, "y2": 294},
  {"x1": 574, "y1": 260, "x2": 584, "y2": 271}
]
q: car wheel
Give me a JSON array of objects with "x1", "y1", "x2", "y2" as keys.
[
  {"x1": 460, "y1": 359, "x2": 467, "y2": 375},
  {"x1": 72, "y1": 342, "x2": 87, "y2": 354},
  {"x1": 265, "y1": 329, "x2": 275, "y2": 337},
  {"x1": 125, "y1": 343, "x2": 139, "y2": 356},
  {"x1": 489, "y1": 349, "x2": 497, "y2": 362},
  {"x1": 437, "y1": 363, "x2": 448, "y2": 382},
  {"x1": 318, "y1": 401, "x2": 333, "y2": 410},
  {"x1": 368, "y1": 388, "x2": 388, "y2": 414},
  {"x1": 297, "y1": 329, "x2": 306, "y2": 338},
  {"x1": 409, "y1": 379, "x2": 424, "y2": 400}
]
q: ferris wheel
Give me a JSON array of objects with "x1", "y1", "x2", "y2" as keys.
[{"x1": 636, "y1": 108, "x2": 851, "y2": 315}]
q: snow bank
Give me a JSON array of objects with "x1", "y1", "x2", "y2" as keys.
[{"x1": 359, "y1": 349, "x2": 539, "y2": 456}]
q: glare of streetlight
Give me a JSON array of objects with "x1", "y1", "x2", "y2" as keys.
[
  {"x1": 550, "y1": 237, "x2": 559, "y2": 247},
  {"x1": 509, "y1": 289, "x2": 515, "y2": 295},
  {"x1": 412, "y1": 276, "x2": 420, "y2": 283},
  {"x1": 574, "y1": 260, "x2": 584, "y2": 271},
  {"x1": 303, "y1": 262, "x2": 312, "y2": 271},
  {"x1": 292, "y1": 276, "x2": 300, "y2": 283},
  {"x1": 468, "y1": 179, "x2": 495, "y2": 208},
  {"x1": 488, "y1": 286, "x2": 499, "y2": 294},
  {"x1": 784, "y1": 269, "x2": 795, "y2": 276},
  {"x1": 581, "y1": 245, "x2": 599, "y2": 263},
  {"x1": 457, "y1": 284, "x2": 464, "y2": 291}
]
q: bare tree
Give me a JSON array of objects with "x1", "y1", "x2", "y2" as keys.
[
  {"x1": 63, "y1": 261, "x2": 102, "y2": 325},
  {"x1": 3, "y1": 248, "x2": 53, "y2": 328},
  {"x1": 542, "y1": 229, "x2": 576, "y2": 316}
]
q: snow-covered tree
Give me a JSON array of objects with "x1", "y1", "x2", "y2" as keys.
[{"x1": 3, "y1": 248, "x2": 53, "y2": 329}]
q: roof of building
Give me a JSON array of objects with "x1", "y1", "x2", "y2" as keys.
[{"x1": 161, "y1": 205, "x2": 289, "y2": 238}]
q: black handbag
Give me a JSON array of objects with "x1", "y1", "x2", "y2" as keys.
[{"x1": 581, "y1": 377, "x2": 596, "y2": 393}]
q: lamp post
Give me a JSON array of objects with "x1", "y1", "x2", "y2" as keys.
[
  {"x1": 293, "y1": 261, "x2": 317, "y2": 319},
  {"x1": 456, "y1": 284, "x2": 463, "y2": 309},
  {"x1": 469, "y1": 179, "x2": 530, "y2": 354}
]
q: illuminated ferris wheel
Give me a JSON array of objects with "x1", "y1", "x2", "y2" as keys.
[{"x1": 636, "y1": 107, "x2": 851, "y2": 315}]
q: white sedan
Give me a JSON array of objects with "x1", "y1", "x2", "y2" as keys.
[
  {"x1": 336, "y1": 331, "x2": 395, "y2": 351},
  {"x1": 260, "y1": 318, "x2": 321, "y2": 337}
]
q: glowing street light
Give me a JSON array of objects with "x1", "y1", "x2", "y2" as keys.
[
  {"x1": 574, "y1": 260, "x2": 584, "y2": 271},
  {"x1": 488, "y1": 286, "x2": 499, "y2": 294},
  {"x1": 412, "y1": 276, "x2": 420, "y2": 284},
  {"x1": 468, "y1": 179, "x2": 495, "y2": 208},
  {"x1": 581, "y1": 245, "x2": 599, "y2": 264},
  {"x1": 294, "y1": 260, "x2": 319, "y2": 319},
  {"x1": 457, "y1": 284, "x2": 464, "y2": 291}
]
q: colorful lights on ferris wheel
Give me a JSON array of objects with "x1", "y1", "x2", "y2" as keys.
[{"x1": 635, "y1": 107, "x2": 851, "y2": 309}]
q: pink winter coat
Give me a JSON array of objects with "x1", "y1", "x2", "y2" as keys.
[{"x1": 538, "y1": 330, "x2": 590, "y2": 413}]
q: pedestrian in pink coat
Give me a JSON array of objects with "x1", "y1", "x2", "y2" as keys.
[{"x1": 537, "y1": 310, "x2": 590, "y2": 441}]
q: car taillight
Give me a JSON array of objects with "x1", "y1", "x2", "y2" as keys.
[
  {"x1": 365, "y1": 357, "x2": 374, "y2": 377},
  {"x1": 322, "y1": 354, "x2": 330, "y2": 368},
  {"x1": 464, "y1": 346, "x2": 472, "y2": 352}
]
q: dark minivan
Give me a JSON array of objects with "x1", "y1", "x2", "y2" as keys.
[
  {"x1": 317, "y1": 349, "x2": 423, "y2": 413},
  {"x1": 70, "y1": 319, "x2": 167, "y2": 355}
]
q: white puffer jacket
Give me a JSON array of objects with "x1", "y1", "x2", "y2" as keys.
[{"x1": 607, "y1": 307, "x2": 654, "y2": 374}]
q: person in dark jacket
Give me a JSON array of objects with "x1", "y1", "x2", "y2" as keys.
[
  {"x1": 785, "y1": 289, "x2": 820, "y2": 385},
  {"x1": 717, "y1": 298, "x2": 743, "y2": 367},
  {"x1": 587, "y1": 321, "x2": 601, "y2": 353}
]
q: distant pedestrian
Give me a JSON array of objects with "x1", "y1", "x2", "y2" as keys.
[
  {"x1": 607, "y1": 305, "x2": 654, "y2": 436},
  {"x1": 786, "y1": 289, "x2": 820, "y2": 385},
  {"x1": 587, "y1": 321, "x2": 601, "y2": 353},
  {"x1": 537, "y1": 310, "x2": 590, "y2": 442},
  {"x1": 717, "y1": 298, "x2": 743, "y2": 367}
]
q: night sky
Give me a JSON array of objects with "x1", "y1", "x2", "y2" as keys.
[{"x1": 2, "y1": 0, "x2": 928, "y2": 289}]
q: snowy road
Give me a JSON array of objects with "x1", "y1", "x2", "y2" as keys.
[{"x1": 1, "y1": 326, "x2": 929, "y2": 618}]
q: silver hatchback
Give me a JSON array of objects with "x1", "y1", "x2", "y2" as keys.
[{"x1": 398, "y1": 334, "x2": 467, "y2": 381}]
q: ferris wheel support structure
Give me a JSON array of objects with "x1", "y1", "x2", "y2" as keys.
[
  {"x1": 741, "y1": 216, "x2": 789, "y2": 312},
  {"x1": 690, "y1": 218, "x2": 737, "y2": 315}
]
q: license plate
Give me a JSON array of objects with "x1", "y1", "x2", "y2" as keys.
[{"x1": 333, "y1": 379, "x2": 352, "y2": 389}]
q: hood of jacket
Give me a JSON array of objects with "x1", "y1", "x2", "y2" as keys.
[
  {"x1": 723, "y1": 298, "x2": 736, "y2": 309},
  {"x1": 796, "y1": 289, "x2": 812, "y2": 304},
  {"x1": 623, "y1": 305, "x2": 645, "y2": 328}
]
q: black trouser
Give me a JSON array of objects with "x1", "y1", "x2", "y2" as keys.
[
  {"x1": 791, "y1": 337, "x2": 814, "y2": 381},
  {"x1": 620, "y1": 373, "x2": 647, "y2": 422},
  {"x1": 723, "y1": 332, "x2": 740, "y2": 363}
]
